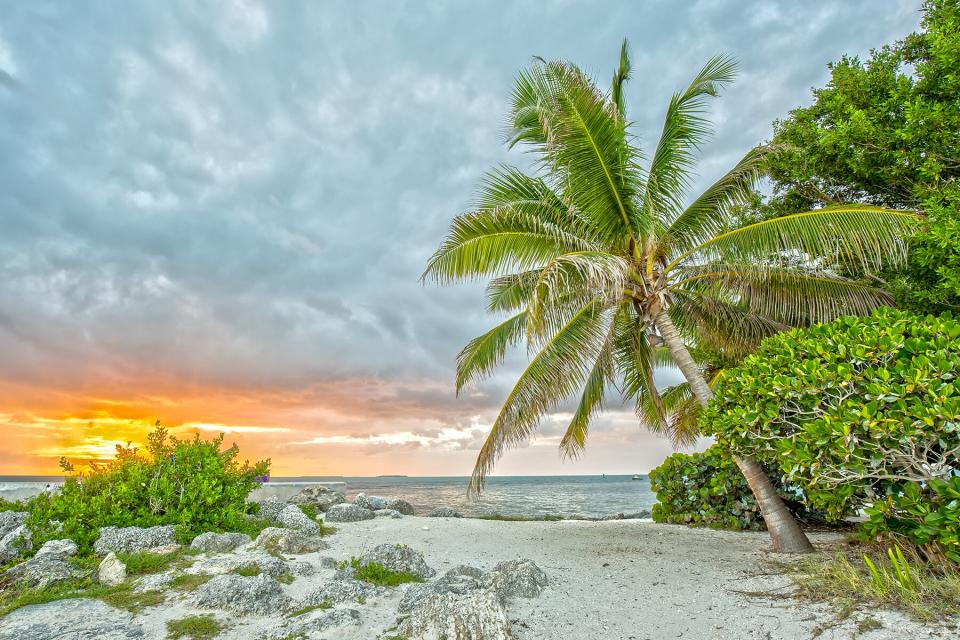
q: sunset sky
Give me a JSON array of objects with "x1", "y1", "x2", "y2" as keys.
[{"x1": 0, "y1": 1, "x2": 921, "y2": 476}]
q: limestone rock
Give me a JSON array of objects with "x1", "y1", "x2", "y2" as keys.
[
  {"x1": 271, "y1": 607, "x2": 361, "y2": 639},
  {"x1": 134, "y1": 573, "x2": 175, "y2": 593},
  {"x1": 275, "y1": 505, "x2": 322, "y2": 535},
  {"x1": 190, "y1": 531, "x2": 251, "y2": 554},
  {"x1": 0, "y1": 512, "x2": 28, "y2": 540},
  {"x1": 359, "y1": 543, "x2": 435, "y2": 580},
  {"x1": 0, "y1": 524, "x2": 31, "y2": 565},
  {"x1": 374, "y1": 509, "x2": 403, "y2": 519},
  {"x1": 398, "y1": 565, "x2": 485, "y2": 614},
  {"x1": 34, "y1": 538, "x2": 77, "y2": 559},
  {"x1": 485, "y1": 559, "x2": 548, "y2": 599},
  {"x1": 324, "y1": 503, "x2": 375, "y2": 522},
  {"x1": 399, "y1": 588, "x2": 511, "y2": 640},
  {"x1": 188, "y1": 551, "x2": 313, "y2": 579},
  {"x1": 253, "y1": 496, "x2": 286, "y2": 521},
  {"x1": 0, "y1": 549, "x2": 83, "y2": 590},
  {"x1": 287, "y1": 486, "x2": 346, "y2": 512},
  {"x1": 299, "y1": 578, "x2": 385, "y2": 606},
  {"x1": 353, "y1": 493, "x2": 389, "y2": 510},
  {"x1": 98, "y1": 552, "x2": 127, "y2": 587},
  {"x1": 0, "y1": 598, "x2": 144, "y2": 640},
  {"x1": 385, "y1": 498, "x2": 415, "y2": 515},
  {"x1": 428, "y1": 506, "x2": 463, "y2": 518},
  {"x1": 93, "y1": 525, "x2": 177, "y2": 555},
  {"x1": 254, "y1": 527, "x2": 327, "y2": 555},
  {"x1": 192, "y1": 573, "x2": 293, "y2": 615}
]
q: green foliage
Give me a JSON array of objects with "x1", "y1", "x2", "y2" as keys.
[
  {"x1": 231, "y1": 563, "x2": 261, "y2": 577},
  {"x1": 703, "y1": 308, "x2": 960, "y2": 558},
  {"x1": 23, "y1": 422, "x2": 270, "y2": 554},
  {"x1": 289, "y1": 600, "x2": 332, "y2": 617},
  {"x1": 117, "y1": 549, "x2": 193, "y2": 576},
  {"x1": 0, "y1": 576, "x2": 163, "y2": 617},
  {"x1": 424, "y1": 40, "x2": 915, "y2": 491},
  {"x1": 0, "y1": 498, "x2": 28, "y2": 513},
  {"x1": 649, "y1": 445, "x2": 805, "y2": 530},
  {"x1": 169, "y1": 573, "x2": 212, "y2": 592},
  {"x1": 166, "y1": 615, "x2": 222, "y2": 640},
  {"x1": 761, "y1": 0, "x2": 960, "y2": 312},
  {"x1": 340, "y1": 558, "x2": 424, "y2": 587},
  {"x1": 704, "y1": 308, "x2": 959, "y2": 518},
  {"x1": 865, "y1": 477, "x2": 960, "y2": 564},
  {"x1": 784, "y1": 546, "x2": 960, "y2": 621}
]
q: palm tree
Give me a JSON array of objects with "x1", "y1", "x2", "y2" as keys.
[{"x1": 423, "y1": 42, "x2": 918, "y2": 553}]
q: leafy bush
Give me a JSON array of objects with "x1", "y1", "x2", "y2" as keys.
[
  {"x1": 865, "y1": 477, "x2": 960, "y2": 564},
  {"x1": 650, "y1": 445, "x2": 809, "y2": 531},
  {"x1": 703, "y1": 308, "x2": 960, "y2": 556},
  {"x1": 339, "y1": 558, "x2": 424, "y2": 587},
  {"x1": 25, "y1": 423, "x2": 270, "y2": 554}
]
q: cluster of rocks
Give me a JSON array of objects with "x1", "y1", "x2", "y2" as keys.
[
  {"x1": 319, "y1": 491, "x2": 417, "y2": 523},
  {"x1": 396, "y1": 557, "x2": 548, "y2": 640},
  {"x1": 0, "y1": 511, "x2": 31, "y2": 565}
]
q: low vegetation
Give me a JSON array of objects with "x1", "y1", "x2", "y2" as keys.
[
  {"x1": 339, "y1": 558, "x2": 424, "y2": 587},
  {"x1": 166, "y1": 614, "x2": 222, "y2": 639},
  {"x1": 289, "y1": 600, "x2": 332, "y2": 617},
  {"x1": 783, "y1": 545, "x2": 960, "y2": 622},
  {"x1": 0, "y1": 576, "x2": 165, "y2": 617},
  {"x1": 15, "y1": 422, "x2": 269, "y2": 555},
  {"x1": 117, "y1": 549, "x2": 196, "y2": 576}
]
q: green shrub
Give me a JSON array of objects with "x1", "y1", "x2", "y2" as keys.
[
  {"x1": 650, "y1": 445, "x2": 808, "y2": 530},
  {"x1": 24, "y1": 422, "x2": 270, "y2": 554},
  {"x1": 864, "y1": 477, "x2": 960, "y2": 564},
  {"x1": 703, "y1": 308, "x2": 960, "y2": 556}
]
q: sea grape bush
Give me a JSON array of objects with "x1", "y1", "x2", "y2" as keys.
[
  {"x1": 864, "y1": 477, "x2": 960, "y2": 564},
  {"x1": 650, "y1": 445, "x2": 807, "y2": 531},
  {"x1": 702, "y1": 308, "x2": 960, "y2": 558},
  {"x1": 26, "y1": 423, "x2": 270, "y2": 553}
]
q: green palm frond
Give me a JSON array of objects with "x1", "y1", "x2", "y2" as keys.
[
  {"x1": 516, "y1": 60, "x2": 646, "y2": 243},
  {"x1": 469, "y1": 298, "x2": 613, "y2": 493},
  {"x1": 527, "y1": 251, "x2": 629, "y2": 340},
  {"x1": 643, "y1": 55, "x2": 738, "y2": 219},
  {"x1": 667, "y1": 206, "x2": 920, "y2": 273},
  {"x1": 673, "y1": 266, "x2": 895, "y2": 325},
  {"x1": 670, "y1": 290, "x2": 788, "y2": 355},
  {"x1": 611, "y1": 38, "x2": 631, "y2": 117},
  {"x1": 455, "y1": 311, "x2": 528, "y2": 394},
  {"x1": 558, "y1": 317, "x2": 618, "y2": 460},
  {"x1": 485, "y1": 270, "x2": 541, "y2": 312},
  {"x1": 612, "y1": 309, "x2": 665, "y2": 422},
  {"x1": 660, "y1": 145, "x2": 768, "y2": 255}
]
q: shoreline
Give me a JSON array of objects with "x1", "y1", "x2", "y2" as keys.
[{"x1": 1, "y1": 514, "x2": 952, "y2": 639}]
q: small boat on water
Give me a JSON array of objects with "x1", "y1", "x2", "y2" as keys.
[{"x1": 631, "y1": 474, "x2": 641, "y2": 480}]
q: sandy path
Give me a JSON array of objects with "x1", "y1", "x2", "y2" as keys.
[{"x1": 323, "y1": 518, "x2": 949, "y2": 640}]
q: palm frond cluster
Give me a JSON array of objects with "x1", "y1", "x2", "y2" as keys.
[{"x1": 424, "y1": 41, "x2": 918, "y2": 491}]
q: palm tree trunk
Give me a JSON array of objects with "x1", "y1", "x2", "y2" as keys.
[{"x1": 654, "y1": 309, "x2": 814, "y2": 553}]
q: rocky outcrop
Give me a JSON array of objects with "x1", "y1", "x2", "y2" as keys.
[
  {"x1": 254, "y1": 527, "x2": 327, "y2": 555},
  {"x1": 192, "y1": 573, "x2": 293, "y2": 615},
  {"x1": 601, "y1": 510, "x2": 651, "y2": 520},
  {"x1": 254, "y1": 496, "x2": 286, "y2": 521},
  {"x1": 134, "y1": 573, "x2": 174, "y2": 593},
  {"x1": 428, "y1": 506, "x2": 463, "y2": 518},
  {"x1": 358, "y1": 544, "x2": 435, "y2": 580},
  {"x1": 93, "y1": 525, "x2": 177, "y2": 555},
  {"x1": 271, "y1": 607, "x2": 361, "y2": 638},
  {"x1": 0, "y1": 598, "x2": 144, "y2": 640},
  {"x1": 324, "y1": 503, "x2": 375, "y2": 522},
  {"x1": 275, "y1": 505, "x2": 322, "y2": 535},
  {"x1": 288, "y1": 486, "x2": 346, "y2": 512},
  {"x1": 0, "y1": 517, "x2": 31, "y2": 565},
  {"x1": 34, "y1": 539, "x2": 77, "y2": 559},
  {"x1": 398, "y1": 588, "x2": 511, "y2": 640},
  {"x1": 385, "y1": 498, "x2": 415, "y2": 515},
  {"x1": 0, "y1": 541, "x2": 83, "y2": 591},
  {"x1": 188, "y1": 551, "x2": 313, "y2": 579},
  {"x1": 98, "y1": 552, "x2": 127, "y2": 587},
  {"x1": 485, "y1": 559, "x2": 548, "y2": 598},
  {"x1": 398, "y1": 565, "x2": 485, "y2": 613},
  {"x1": 352, "y1": 493, "x2": 388, "y2": 510},
  {"x1": 190, "y1": 531, "x2": 251, "y2": 554},
  {"x1": 299, "y1": 577, "x2": 385, "y2": 606},
  {"x1": 374, "y1": 509, "x2": 403, "y2": 519}
]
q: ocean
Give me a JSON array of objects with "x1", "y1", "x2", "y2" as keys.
[{"x1": 0, "y1": 475, "x2": 655, "y2": 519}]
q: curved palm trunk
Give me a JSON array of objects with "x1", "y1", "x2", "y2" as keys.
[{"x1": 654, "y1": 309, "x2": 814, "y2": 553}]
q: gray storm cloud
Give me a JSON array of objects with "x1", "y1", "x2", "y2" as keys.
[{"x1": 0, "y1": 1, "x2": 921, "y2": 472}]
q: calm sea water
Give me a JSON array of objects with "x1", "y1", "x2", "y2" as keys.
[{"x1": 0, "y1": 475, "x2": 655, "y2": 519}]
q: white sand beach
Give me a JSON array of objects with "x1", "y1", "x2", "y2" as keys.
[{"x1": 1, "y1": 516, "x2": 952, "y2": 640}]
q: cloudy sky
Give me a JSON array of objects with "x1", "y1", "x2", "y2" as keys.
[{"x1": 0, "y1": 1, "x2": 921, "y2": 476}]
